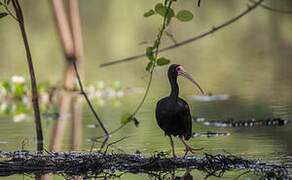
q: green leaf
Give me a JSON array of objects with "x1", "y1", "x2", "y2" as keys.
[
  {"x1": 146, "y1": 62, "x2": 153, "y2": 71},
  {"x1": 0, "y1": 2, "x2": 3, "y2": 6},
  {"x1": 154, "y1": 3, "x2": 164, "y2": 14},
  {"x1": 0, "y1": 13, "x2": 8, "y2": 19},
  {"x1": 157, "y1": 57, "x2": 170, "y2": 66},
  {"x1": 2, "y1": 81, "x2": 12, "y2": 92},
  {"x1": 176, "y1": 10, "x2": 194, "y2": 22},
  {"x1": 14, "y1": 102, "x2": 27, "y2": 115},
  {"x1": 146, "y1": 46, "x2": 154, "y2": 61},
  {"x1": 144, "y1": 9, "x2": 155, "y2": 18},
  {"x1": 166, "y1": 7, "x2": 175, "y2": 18},
  {"x1": 154, "y1": 3, "x2": 174, "y2": 19},
  {"x1": 14, "y1": 84, "x2": 24, "y2": 97},
  {"x1": 111, "y1": 81, "x2": 121, "y2": 90},
  {"x1": 7, "y1": 0, "x2": 11, "y2": 5},
  {"x1": 121, "y1": 113, "x2": 132, "y2": 125}
]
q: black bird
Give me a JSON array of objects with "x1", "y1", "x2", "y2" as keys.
[{"x1": 156, "y1": 64, "x2": 204, "y2": 159}]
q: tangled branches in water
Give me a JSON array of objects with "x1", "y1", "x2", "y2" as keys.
[{"x1": 0, "y1": 151, "x2": 288, "y2": 179}]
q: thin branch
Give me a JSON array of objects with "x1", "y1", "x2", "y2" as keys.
[
  {"x1": 72, "y1": 61, "x2": 109, "y2": 136},
  {"x1": 234, "y1": 170, "x2": 251, "y2": 180},
  {"x1": 3, "y1": 3, "x2": 18, "y2": 21},
  {"x1": 91, "y1": 124, "x2": 126, "y2": 141},
  {"x1": 104, "y1": 136, "x2": 131, "y2": 154},
  {"x1": 249, "y1": 0, "x2": 292, "y2": 14},
  {"x1": 99, "y1": 136, "x2": 109, "y2": 151},
  {"x1": 129, "y1": 0, "x2": 174, "y2": 118},
  {"x1": 11, "y1": 0, "x2": 44, "y2": 152},
  {"x1": 89, "y1": 136, "x2": 109, "y2": 152},
  {"x1": 100, "y1": 0, "x2": 265, "y2": 67}
]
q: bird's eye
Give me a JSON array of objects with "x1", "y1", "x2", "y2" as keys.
[{"x1": 176, "y1": 66, "x2": 182, "y2": 71}]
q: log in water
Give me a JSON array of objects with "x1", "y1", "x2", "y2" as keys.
[{"x1": 0, "y1": 151, "x2": 288, "y2": 179}]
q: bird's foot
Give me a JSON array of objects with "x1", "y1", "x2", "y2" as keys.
[{"x1": 183, "y1": 145, "x2": 203, "y2": 157}]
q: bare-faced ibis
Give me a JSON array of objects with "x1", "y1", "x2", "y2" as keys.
[{"x1": 156, "y1": 64, "x2": 204, "y2": 159}]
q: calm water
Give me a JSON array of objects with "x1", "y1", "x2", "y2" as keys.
[{"x1": 0, "y1": 79, "x2": 291, "y2": 179}]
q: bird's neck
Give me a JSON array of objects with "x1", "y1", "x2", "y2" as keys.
[{"x1": 169, "y1": 78, "x2": 179, "y2": 99}]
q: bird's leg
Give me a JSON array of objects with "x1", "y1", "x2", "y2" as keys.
[
  {"x1": 169, "y1": 136, "x2": 176, "y2": 160},
  {"x1": 179, "y1": 136, "x2": 203, "y2": 157}
]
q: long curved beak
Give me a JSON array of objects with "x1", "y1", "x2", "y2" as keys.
[{"x1": 178, "y1": 70, "x2": 204, "y2": 95}]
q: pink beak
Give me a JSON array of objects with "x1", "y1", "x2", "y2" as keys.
[{"x1": 178, "y1": 69, "x2": 204, "y2": 95}]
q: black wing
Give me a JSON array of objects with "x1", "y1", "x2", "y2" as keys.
[{"x1": 177, "y1": 98, "x2": 192, "y2": 140}]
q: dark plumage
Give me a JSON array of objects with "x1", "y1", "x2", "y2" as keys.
[
  {"x1": 156, "y1": 92, "x2": 192, "y2": 140},
  {"x1": 155, "y1": 64, "x2": 204, "y2": 159}
]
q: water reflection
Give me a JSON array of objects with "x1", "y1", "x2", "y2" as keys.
[
  {"x1": 172, "y1": 169, "x2": 193, "y2": 180},
  {"x1": 189, "y1": 94, "x2": 229, "y2": 102}
]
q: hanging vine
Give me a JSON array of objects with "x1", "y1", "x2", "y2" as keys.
[{"x1": 121, "y1": 0, "x2": 196, "y2": 125}]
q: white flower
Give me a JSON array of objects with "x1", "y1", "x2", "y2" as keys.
[
  {"x1": 40, "y1": 93, "x2": 49, "y2": 103},
  {"x1": 11, "y1": 75, "x2": 25, "y2": 84},
  {"x1": 104, "y1": 87, "x2": 116, "y2": 99},
  {"x1": 0, "y1": 103, "x2": 7, "y2": 112},
  {"x1": 95, "y1": 90, "x2": 102, "y2": 98},
  {"x1": 96, "y1": 81, "x2": 105, "y2": 89},
  {"x1": 13, "y1": 113, "x2": 26, "y2": 123},
  {"x1": 116, "y1": 90, "x2": 124, "y2": 97},
  {"x1": 87, "y1": 85, "x2": 95, "y2": 99},
  {"x1": 22, "y1": 96, "x2": 30, "y2": 104}
]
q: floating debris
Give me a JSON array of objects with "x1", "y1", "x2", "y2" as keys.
[
  {"x1": 203, "y1": 118, "x2": 289, "y2": 127},
  {"x1": 192, "y1": 117, "x2": 205, "y2": 122},
  {"x1": 189, "y1": 94, "x2": 229, "y2": 101},
  {"x1": 0, "y1": 151, "x2": 288, "y2": 179},
  {"x1": 192, "y1": 131, "x2": 231, "y2": 138},
  {"x1": 87, "y1": 124, "x2": 99, "y2": 128},
  {"x1": 42, "y1": 112, "x2": 59, "y2": 119}
]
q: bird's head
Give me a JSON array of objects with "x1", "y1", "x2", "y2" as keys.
[{"x1": 168, "y1": 64, "x2": 204, "y2": 94}]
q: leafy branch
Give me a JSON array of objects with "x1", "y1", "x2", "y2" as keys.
[
  {"x1": 121, "y1": 0, "x2": 195, "y2": 125},
  {"x1": 99, "y1": 0, "x2": 265, "y2": 67},
  {"x1": 72, "y1": 61, "x2": 109, "y2": 136},
  {"x1": 0, "y1": 0, "x2": 17, "y2": 20}
]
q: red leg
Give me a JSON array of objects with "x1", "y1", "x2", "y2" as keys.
[
  {"x1": 179, "y1": 136, "x2": 203, "y2": 157},
  {"x1": 168, "y1": 136, "x2": 176, "y2": 160}
]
